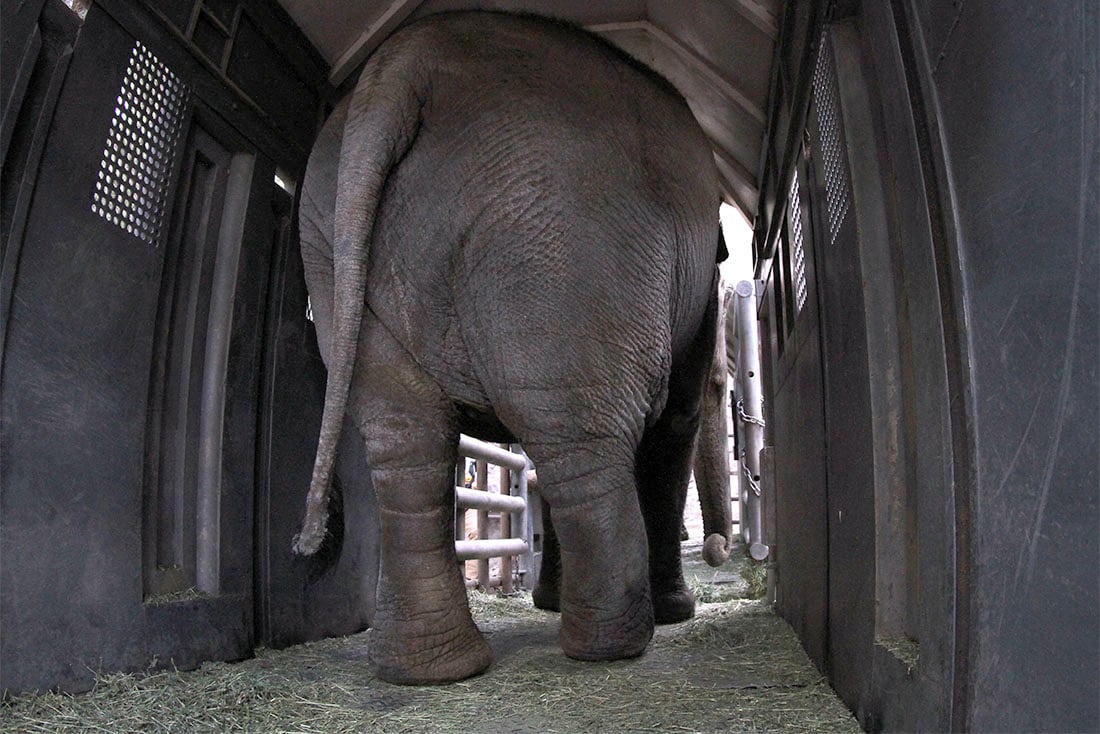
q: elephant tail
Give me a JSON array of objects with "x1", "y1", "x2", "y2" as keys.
[{"x1": 292, "y1": 42, "x2": 427, "y2": 556}]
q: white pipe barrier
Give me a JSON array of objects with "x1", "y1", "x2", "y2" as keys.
[
  {"x1": 454, "y1": 487, "x2": 526, "y2": 514},
  {"x1": 454, "y1": 435, "x2": 534, "y2": 581},
  {"x1": 458, "y1": 434, "x2": 526, "y2": 471},
  {"x1": 455, "y1": 538, "x2": 529, "y2": 560},
  {"x1": 734, "y1": 280, "x2": 769, "y2": 561}
]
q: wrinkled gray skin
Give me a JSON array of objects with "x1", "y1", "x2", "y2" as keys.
[
  {"x1": 533, "y1": 284, "x2": 733, "y2": 616},
  {"x1": 694, "y1": 284, "x2": 734, "y2": 567},
  {"x1": 293, "y1": 12, "x2": 720, "y2": 686}
]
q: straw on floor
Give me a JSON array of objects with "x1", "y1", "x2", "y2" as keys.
[{"x1": 1, "y1": 544, "x2": 858, "y2": 733}]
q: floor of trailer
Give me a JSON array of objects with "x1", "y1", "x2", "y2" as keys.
[{"x1": 1, "y1": 539, "x2": 858, "y2": 733}]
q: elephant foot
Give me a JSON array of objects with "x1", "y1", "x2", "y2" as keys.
[
  {"x1": 532, "y1": 580, "x2": 560, "y2": 612},
  {"x1": 560, "y1": 584, "x2": 653, "y2": 662},
  {"x1": 652, "y1": 583, "x2": 696, "y2": 624},
  {"x1": 527, "y1": 442, "x2": 654, "y2": 663},
  {"x1": 369, "y1": 616, "x2": 493, "y2": 685},
  {"x1": 368, "y1": 504, "x2": 493, "y2": 684}
]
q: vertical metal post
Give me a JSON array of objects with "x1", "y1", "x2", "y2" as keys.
[
  {"x1": 514, "y1": 447, "x2": 534, "y2": 586},
  {"x1": 499, "y1": 459, "x2": 513, "y2": 593},
  {"x1": 475, "y1": 458, "x2": 489, "y2": 588},
  {"x1": 734, "y1": 279, "x2": 768, "y2": 561},
  {"x1": 454, "y1": 459, "x2": 466, "y2": 563}
]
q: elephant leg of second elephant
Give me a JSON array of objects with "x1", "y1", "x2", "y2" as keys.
[
  {"x1": 636, "y1": 286, "x2": 719, "y2": 624},
  {"x1": 351, "y1": 325, "x2": 492, "y2": 685},
  {"x1": 532, "y1": 496, "x2": 561, "y2": 612},
  {"x1": 636, "y1": 410, "x2": 699, "y2": 623}
]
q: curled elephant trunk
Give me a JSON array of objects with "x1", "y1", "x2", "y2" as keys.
[
  {"x1": 702, "y1": 532, "x2": 731, "y2": 567},
  {"x1": 694, "y1": 283, "x2": 735, "y2": 568}
]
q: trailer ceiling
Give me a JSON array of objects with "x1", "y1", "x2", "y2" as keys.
[{"x1": 274, "y1": 0, "x2": 780, "y2": 218}]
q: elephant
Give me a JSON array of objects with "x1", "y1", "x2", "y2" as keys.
[
  {"x1": 292, "y1": 11, "x2": 723, "y2": 686},
  {"x1": 533, "y1": 282, "x2": 734, "y2": 618}
]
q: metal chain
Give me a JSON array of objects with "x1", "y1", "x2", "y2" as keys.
[
  {"x1": 736, "y1": 397, "x2": 764, "y2": 497},
  {"x1": 741, "y1": 460, "x2": 762, "y2": 497},
  {"x1": 736, "y1": 398, "x2": 766, "y2": 428}
]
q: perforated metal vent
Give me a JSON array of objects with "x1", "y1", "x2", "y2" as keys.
[
  {"x1": 92, "y1": 41, "x2": 188, "y2": 244},
  {"x1": 812, "y1": 34, "x2": 850, "y2": 246},
  {"x1": 789, "y1": 171, "x2": 807, "y2": 312}
]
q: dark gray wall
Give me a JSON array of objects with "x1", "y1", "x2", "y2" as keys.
[
  {"x1": 755, "y1": 0, "x2": 1098, "y2": 731},
  {"x1": 913, "y1": 2, "x2": 1099, "y2": 730},
  {"x1": 1, "y1": 0, "x2": 378, "y2": 696}
]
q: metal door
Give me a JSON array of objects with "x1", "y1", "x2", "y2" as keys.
[
  {"x1": 1, "y1": 3, "x2": 268, "y2": 693},
  {"x1": 762, "y1": 147, "x2": 831, "y2": 673}
]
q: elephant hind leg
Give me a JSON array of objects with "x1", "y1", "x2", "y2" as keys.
[
  {"x1": 350, "y1": 323, "x2": 491, "y2": 685},
  {"x1": 531, "y1": 417, "x2": 702, "y2": 625},
  {"x1": 523, "y1": 439, "x2": 654, "y2": 662}
]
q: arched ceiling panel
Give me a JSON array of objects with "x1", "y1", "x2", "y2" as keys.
[{"x1": 276, "y1": 0, "x2": 779, "y2": 219}]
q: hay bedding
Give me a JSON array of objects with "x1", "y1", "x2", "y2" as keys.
[{"x1": 1, "y1": 545, "x2": 858, "y2": 733}]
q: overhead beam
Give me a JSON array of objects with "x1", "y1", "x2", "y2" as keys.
[
  {"x1": 328, "y1": 0, "x2": 424, "y2": 86},
  {"x1": 713, "y1": 150, "x2": 758, "y2": 217},
  {"x1": 718, "y1": 176, "x2": 755, "y2": 221},
  {"x1": 708, "y1": 136, "x2": 758, "y2": 192},
  {"x1": 586, "y1": 20, "x2": 766, "y2": 124},
  {"x1": 719, "y1": 0, "x2": 780, "y2": 40}
]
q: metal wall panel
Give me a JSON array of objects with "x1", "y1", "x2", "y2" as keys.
[
  {"x1": 757, "y1": 1, "x2": 1099, "y2": 730},
  {"x1": 913, "y1": 2, "x2": 1100, "y2": 730},
  {"x1": 2, "y1": 11, "x2": 179, "y2": 693},
  {"x1": 0, "y1": 0, "x2": 346, "y2": 695},
  {"x1": 769, "y1": 305, "x2": 830, "y2": 671},
  {"x1": 808, "y1": 28, "x2": 879, "y2": 715}
]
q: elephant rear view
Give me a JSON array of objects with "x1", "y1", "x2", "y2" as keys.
[{"x1": 295, "y1": 11, "x2": 722, "y2": 685}]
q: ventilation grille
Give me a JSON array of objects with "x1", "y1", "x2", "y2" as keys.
[
  {"x1": 789, "y1": 171, "x2": 807, "y2": 312},
  {"x1": 92, "y1": 42, "x2": 188, "y2": 244},
  {"x1": 812, "y1": 33, "x2": 850, "y2": 246}
]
